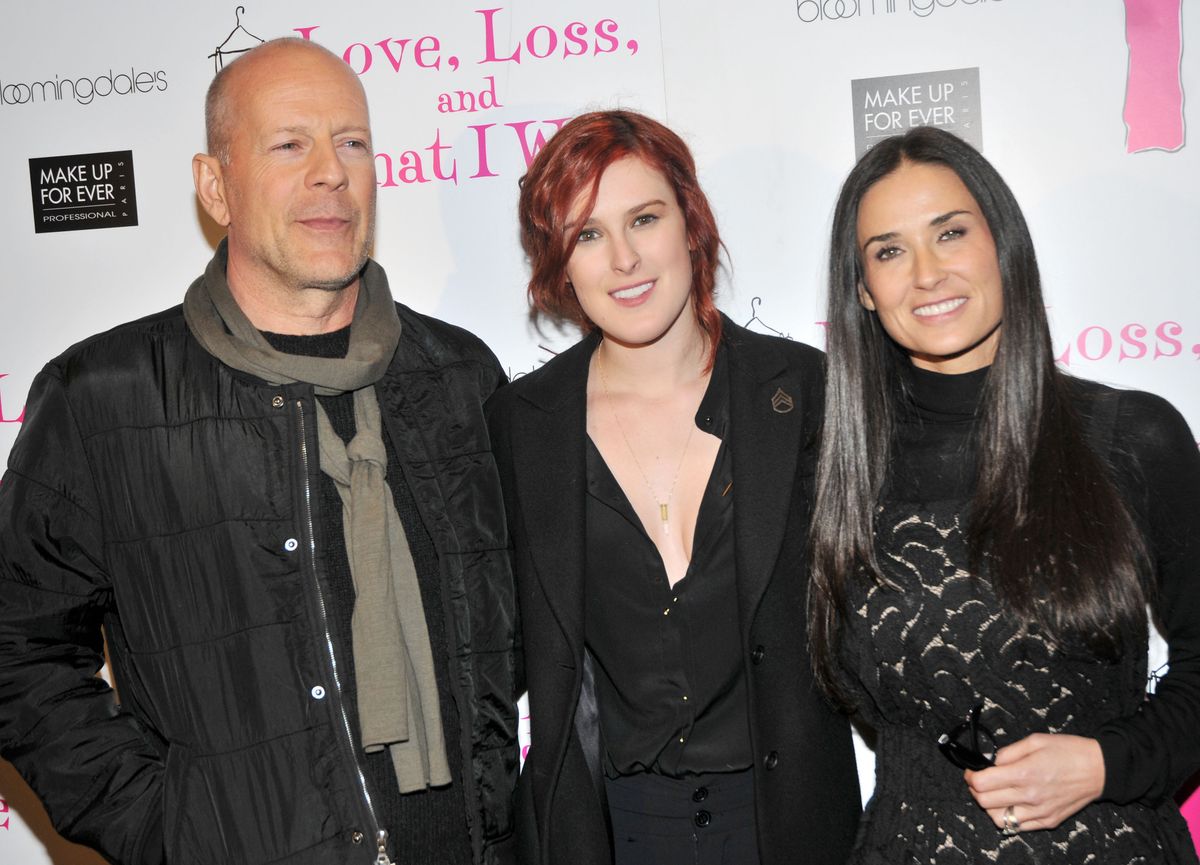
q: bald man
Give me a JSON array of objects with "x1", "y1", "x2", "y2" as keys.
[{"x1": 0, "y1": 38, "x2": 519, "y2": 865}]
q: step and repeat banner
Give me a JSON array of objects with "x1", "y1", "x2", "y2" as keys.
[{"x1": 1, "y1": 1, "x2": 1196, "y2": 862}]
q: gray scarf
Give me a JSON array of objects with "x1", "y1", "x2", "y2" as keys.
[{"x1": 183, "y1": 240, "x2": 451, "y2": 792}]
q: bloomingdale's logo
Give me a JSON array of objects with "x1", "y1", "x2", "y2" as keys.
[
  {"x1": 0, "y1": 67, "x2": 167, "y2": 107},
  {"x1": 796, "y1": 0, "x2": 1003, "y2": 23}
]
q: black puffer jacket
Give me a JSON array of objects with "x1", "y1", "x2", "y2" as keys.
[{"x1": 0, "y1": 296, "x2": 519, "y2": 865}]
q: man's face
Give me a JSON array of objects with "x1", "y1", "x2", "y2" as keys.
[{"x1": 215, "y1": 46, "x2": 375, "y2": 295}]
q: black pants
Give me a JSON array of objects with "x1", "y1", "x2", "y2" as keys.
[{"x1": 605, "y1": 769, "x2": 761, "y2": 865}]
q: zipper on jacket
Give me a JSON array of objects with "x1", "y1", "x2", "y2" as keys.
[
  {"x1": 295, "y1": 399, "x2": 395, "y2": 865},
  {"x1": 375, "y1": 829, "x2": 391, "y2": 865}
]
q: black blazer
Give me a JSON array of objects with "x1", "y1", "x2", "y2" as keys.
[{"x1": 488, "y1": 317, "x2": 860, "y2": 865}]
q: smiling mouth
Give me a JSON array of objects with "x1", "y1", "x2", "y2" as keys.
[
  {"x1": 914, "y1": 297, "x2": 966, "y2": 317},
  {"x1": 611, "y1": 281, "x2": 653, "y2": 301}
]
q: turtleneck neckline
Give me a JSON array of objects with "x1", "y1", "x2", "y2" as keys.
[{"x1": 903, "y1": 363, "x2": 990, "y2": 422}]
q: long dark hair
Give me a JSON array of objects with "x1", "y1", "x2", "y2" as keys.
[{"x1": 809, "y1": 126, "x2": 1146, "y2": 699}]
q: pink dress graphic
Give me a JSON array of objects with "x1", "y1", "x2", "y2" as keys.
[
  {"x1": 1185, "y1": 782, "x2": 1200, "y2": 856},
  {"x1": 1124, "y1": 0, "x2": 1185, "y2": 152}
]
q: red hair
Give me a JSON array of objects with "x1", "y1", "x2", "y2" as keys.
[{"x1": 518, "y1": 110, "x2": 723, "y2": 362}]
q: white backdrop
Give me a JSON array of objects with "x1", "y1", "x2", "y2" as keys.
[{"x1": 1, "y1": 2, "x2": 1197, "y2": 862}]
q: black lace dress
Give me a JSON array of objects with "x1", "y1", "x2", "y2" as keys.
[{"x1": 840, "y1": 366, "x2": 1200, "y2": 865}]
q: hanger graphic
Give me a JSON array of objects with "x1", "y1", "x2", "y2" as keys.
[
  {"x1": 208, "y1": 6, "x2": 265, "y2": 72},
  {"x1": 744, "y1": 297, "x2": 791, "y2": 340}
]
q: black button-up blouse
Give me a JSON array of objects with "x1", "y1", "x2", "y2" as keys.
[{"x1": 583, "y1": 347, "x2": 751, "y2": 778}]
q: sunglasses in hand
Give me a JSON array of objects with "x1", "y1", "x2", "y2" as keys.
[{"x1": 937, "y1": 703, "x2": 997, "y2": 771}]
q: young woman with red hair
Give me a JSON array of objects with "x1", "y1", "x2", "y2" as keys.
[{"x1": 487, "y1": 110, "x2": 860, "y2": 865}]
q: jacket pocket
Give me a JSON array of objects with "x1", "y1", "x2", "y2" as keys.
[{"x1": 162, "y1": 730, "x2": 339, "y2": 865}]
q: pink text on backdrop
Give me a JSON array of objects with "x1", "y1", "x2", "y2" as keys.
[
  {"x1": 1123, "y1": 0, "x2": 1185, "y2": 152},
  {"x1": 438, "y1": 75, "x2": 502, "y2": 114},
  {"x1": 373, "y1": 118, "x2": 568, "y2": 186},
  {"x1": 475, "y1": 8, "x2": 635, "y2": 64},
  {"x1": 294, "y1": 9, "x2": 636, "y2": 76},
  {"x1": 0, "y1": 375, "x2": 26, "y2": 424},
  {"x1": 762, "y1": 321, "x2": 1198, "y2": 366},
  {"x1": 1053, "y1": 321, "x2": 1196, "y2": 366},
  {"x1": 0, "y1": 795, "x2": 9, "y2": 830},
  {"x1": 294, "y1": 26, "x2": 457, "y2": 73},
  {"x1": 294, "y1": 8, "x2": 642, "y2": 185}
]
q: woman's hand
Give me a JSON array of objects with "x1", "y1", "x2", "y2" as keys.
[{"x1": 964, "y1": 733, "x2": 1105, "y2": 832}]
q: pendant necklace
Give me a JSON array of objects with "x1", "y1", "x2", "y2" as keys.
[{"x1": 596, "y1": 346, "x2": 696, "y2": 535}]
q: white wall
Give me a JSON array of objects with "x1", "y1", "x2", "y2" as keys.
[{"x1": 2, "y1": 2, "x2": 1196, "y2": 862}]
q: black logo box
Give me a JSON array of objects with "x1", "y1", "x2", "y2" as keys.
[{"x1": 29, "y1": 149, "x2": 137, "y2": 233}]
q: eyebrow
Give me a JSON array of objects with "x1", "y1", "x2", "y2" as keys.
[
  {"x1": 628, "y1": 198, "x2": 667, "y2": 215},
  {"x1": 578, "y1": 199, "x2": 667, "y2": 227},
  {"x1": 270, "y1": 125, "x2": 372, "y2": 137},
  {"x1": 930, "y1": 209, "x2": 970, "y2": 226},
  {"x1": 861, "y1": 230, "x2": 897, "y2": 249},
  {"x1": 861, "y1": 209, "x2": 972, "y2": 250}
]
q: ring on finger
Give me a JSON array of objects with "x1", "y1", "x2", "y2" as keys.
[{"x1": 1002, "y1": 805, "x2": 1021, "y2": 836}]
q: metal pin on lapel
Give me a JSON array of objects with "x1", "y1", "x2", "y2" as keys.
[{"x1": 771, "y1": 388, "x2": 794, "y2": 414}]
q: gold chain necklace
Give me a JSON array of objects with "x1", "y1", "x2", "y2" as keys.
[{"x1": 596, "y1": 346, "x2": 696, "y2": 535}]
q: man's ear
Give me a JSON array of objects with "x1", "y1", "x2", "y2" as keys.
[
  {"x1": 193, "y1": 154, "x2": 232, "y2": 228},
  {"x1": 857, "y1": 281, "x2": 876, "y2": 311}
]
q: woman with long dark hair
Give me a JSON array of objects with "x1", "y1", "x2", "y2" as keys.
[
  {"x1": 488, "y1": 109, "x2": 861, "y2": 865},
  {"x1": 810, "y1": 124, "x2": 1200, "y2": 862}
]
